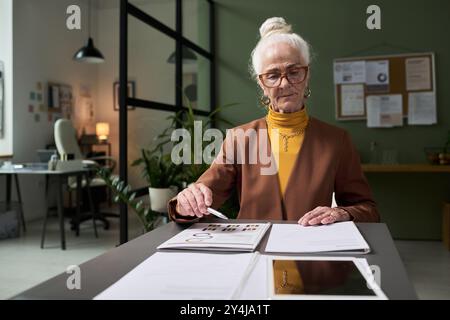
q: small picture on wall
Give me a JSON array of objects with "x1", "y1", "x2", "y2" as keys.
[
  {"x1": 113, "y1": 81, "x2": 135, "y2": 111},
  {"x1": 48, "y1": 83, "x2": 61, "y2": 112},
  {"x1": 48, "y1": 82, "x2": 73, "y2": 119}
]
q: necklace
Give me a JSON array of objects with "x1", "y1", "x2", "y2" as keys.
[
  {"x1": 266, "y1": 119, "x2": 306, "y2": 152},
  {"x1": 276, "y1": 270, "x2": 297, "y2": 292}
]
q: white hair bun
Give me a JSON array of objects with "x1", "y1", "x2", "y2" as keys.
[{"x1": 259, "y1": 17, "x2": 292, "y2": 38}]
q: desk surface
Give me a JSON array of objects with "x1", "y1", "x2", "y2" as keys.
[
  {"x1": 0, "y1": 167, "x2": 88, "y2": 175},
  {"x1": 12, "y1": 221, "x2": 417, "y2": 300}
]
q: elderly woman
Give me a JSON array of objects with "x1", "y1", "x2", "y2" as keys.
[{"x1": 168, "y1": 17, "x2": 379, "y2": 225}]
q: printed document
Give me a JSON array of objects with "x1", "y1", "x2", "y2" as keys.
[{"x1": 265, "y1": 222, "x2": 370, "y2": 254}]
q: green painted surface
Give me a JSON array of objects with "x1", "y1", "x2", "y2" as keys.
[{"x1": 214, "y1": 0, "x2": 450, "y2": 239}]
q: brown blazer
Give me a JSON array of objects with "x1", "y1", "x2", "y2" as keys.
[{"x1": 168, "y1": 116, "x2": 379, "y2": 223}]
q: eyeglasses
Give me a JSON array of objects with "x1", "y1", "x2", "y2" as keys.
[{"x1": 259, "y1": 65, "x2": 309, "y2": 88}]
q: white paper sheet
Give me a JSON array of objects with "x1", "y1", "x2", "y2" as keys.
[
  {"x1": 264, "y1": 222, "x2": 370, "y2": 254},
  {"x1": 405, "y1": 57, "x2": 431, "y2": 91},
  {"x1": 334, "y1": 61, "x2": 366, "y2": 84},
  {"x1": 366, "y1": 94, "x2": 403, "y2": 128},
  {"x1": 408, "y1": 91, "x2": 437, "y2": 125},
  {"x1": 94, "y1": 252, "x2": 257, "y2": 300},
  {"x1": 238, "y1": 253, "x2": 268, "y2": 299},
  {"x1": 366, "y1": 60, "x2": 389, "y2": 92},
  {"x1": 341, "y1": 84, "x2": 365, "y2": 116}
]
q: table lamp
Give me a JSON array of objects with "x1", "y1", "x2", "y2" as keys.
[{"x1": 96, "y1": 122, "x2": 110, "y2": 142}]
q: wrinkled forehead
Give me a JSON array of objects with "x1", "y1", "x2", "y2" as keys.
[{"x1": 259, "y1": 42, "x2": 305, "y2": 73}]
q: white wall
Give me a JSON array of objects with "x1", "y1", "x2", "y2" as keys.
[
  {"x1": 12, "y1": 0, "x2": 99, "y2": 221},
  {"x1": 0, "y1": 0, "x2": 13, "y2": 157}
]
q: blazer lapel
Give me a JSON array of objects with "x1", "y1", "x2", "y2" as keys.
[{"x1": 252, "y1": 119, "x2": 284, "y2": 220}]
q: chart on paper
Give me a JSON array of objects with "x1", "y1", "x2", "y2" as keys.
[{"x1": 157, "y1": 223, "x2": 271, "y2": 252}]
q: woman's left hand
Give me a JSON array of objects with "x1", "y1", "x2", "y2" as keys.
[{"x1": 298, "y1": 206, "x2": 351, "y2": 226}]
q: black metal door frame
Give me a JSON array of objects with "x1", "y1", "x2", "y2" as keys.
[{"x1": 119, "y1": 0, "x2": 216, "y2": 244}]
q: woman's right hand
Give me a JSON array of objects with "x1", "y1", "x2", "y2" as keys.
[{"x1": 176, "y1": 183, "x2": 213, "y2": 218}]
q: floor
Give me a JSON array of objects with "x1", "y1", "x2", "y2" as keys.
[
  {"x1": 0, "y1": 216, "x2": 449, "y2": 300},
  {"x1": 0, "y1": 210, "x2": 144, "y2": 300},
  {"x1": 395, "y1": 240, "x2": 450, "y2": 299}
]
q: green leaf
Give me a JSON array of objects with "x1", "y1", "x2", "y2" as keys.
[{"x1": 111, "y1": 177, "x2": 119, "y2": 186}]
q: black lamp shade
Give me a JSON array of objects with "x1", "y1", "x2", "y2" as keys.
[
  {"x1": 167, "y1": 47, "x2": 197, "y2": 64},
  {"x1": 73, "y1": 37, "x2": 105, "y2": 64}
]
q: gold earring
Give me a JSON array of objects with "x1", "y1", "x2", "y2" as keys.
[
  {"x1": 260, "y1": 95, "x2": 271, "y2": 107},
  {"x1": 304, "y1": 87, "x2": 311, "y2": 98}
]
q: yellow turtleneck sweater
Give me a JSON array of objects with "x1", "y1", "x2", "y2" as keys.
[
  {"x1": 273, "y1": 260, "x2": 305, "y2": 294},
  {"x1": 266, "y1": 106, "x2": 309, "y2": 196},
  {"x1": 267, "y1": 107, "x2": 309, "y2": 292}
]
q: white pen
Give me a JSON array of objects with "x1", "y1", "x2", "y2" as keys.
[{"x1": 207, "y1": 207, "x2": 229, "y2": 220}]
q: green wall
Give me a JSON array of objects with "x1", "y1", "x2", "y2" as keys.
[{"x1": 215, "y1": 0, "x2": 450, "y2": 240}]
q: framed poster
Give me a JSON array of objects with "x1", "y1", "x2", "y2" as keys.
[
  {"x1": 47, "y1": 82, "x2": 73, "y2": 119},
  {"x1": 113, "y1": 81, "x2": 135, "y2": 111}
]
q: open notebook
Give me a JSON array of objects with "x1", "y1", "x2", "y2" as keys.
[
  {"x1": 265, "y1": 221, "x2": 371, "y2": 254},
  {"x1": 157, "y1": 222, "x2": 271, "y2": 252}
]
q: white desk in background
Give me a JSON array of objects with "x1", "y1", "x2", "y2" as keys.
[{"x1": 0, "y1": 165, "x2": 96, "y2": 250}]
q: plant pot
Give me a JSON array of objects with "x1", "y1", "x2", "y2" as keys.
[{"x1": 148, "y1": 186, "x2": 178, "y2": 213}]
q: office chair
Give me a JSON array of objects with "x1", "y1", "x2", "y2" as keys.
[{"x1": 54, "y1": 119, "x2": 119, "y2": 231}]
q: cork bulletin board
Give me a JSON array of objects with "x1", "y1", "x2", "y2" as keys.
[{"x1": 334, "y1": 52, "x2": 436, "y2": 123}]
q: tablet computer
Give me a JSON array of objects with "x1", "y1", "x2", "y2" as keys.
[{"x1": 267, "y1": 256, "x2": 387, "y2": 300}]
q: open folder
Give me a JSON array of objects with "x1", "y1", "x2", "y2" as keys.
[
  {"x1": 265, "y1": 222, "x2": 371, "y2": 254},
  {"x1": 157, "y1": 222, "x2": 271, "y2": 252}
]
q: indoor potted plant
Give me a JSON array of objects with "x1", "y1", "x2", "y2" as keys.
[
  {"x1": 132, "y1": 148, "x2": 183, "y2": 213},
  {"x1": 143, "y1": 97, "x2": 240, "y2": 217}
]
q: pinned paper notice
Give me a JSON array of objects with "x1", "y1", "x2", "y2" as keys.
[
  {"x1": 406, "y1": 57, "x2": 431, "y2": 91},
  {"x1": 334, "y1": 61, "x2": 366, "y2": 84},
  {"x1": 366, "y1": 60, "x2": 389, "y2": 93},
  {"x1": 408, "y1": 92, "x2": 436, "y2": 125},
  {"x1": 341, "y1": 84, "x2": 365, "y2": 116},
  {"x1": 366, "y1": 94, "x2": 403, "y2": 128}
]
